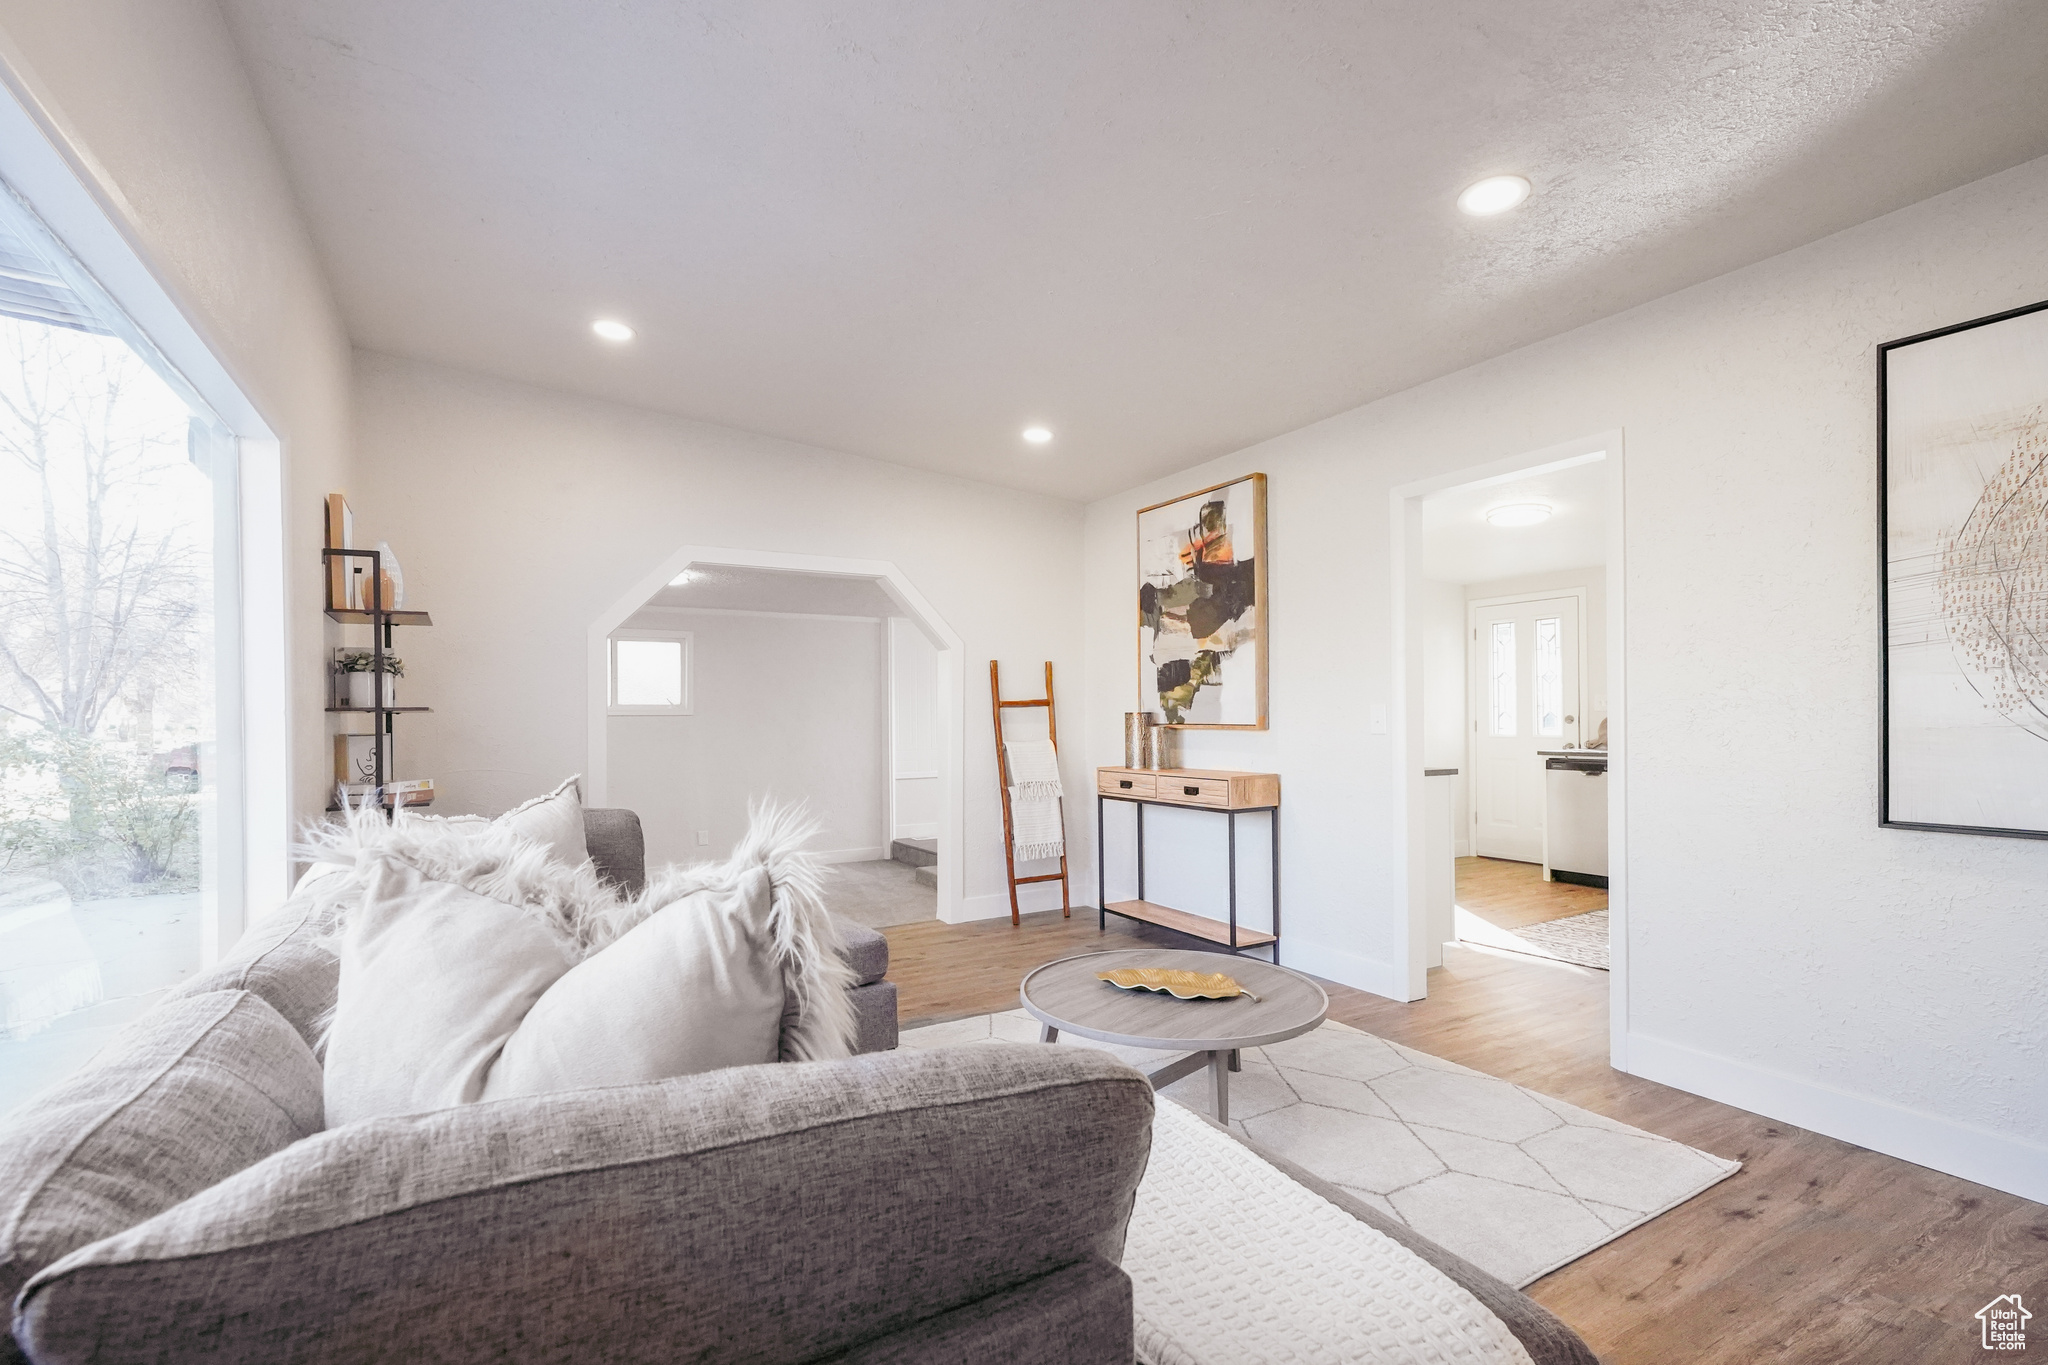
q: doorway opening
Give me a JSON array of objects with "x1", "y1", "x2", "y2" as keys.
[
  {"x1": 1395, "y1": 434, "x2": 1624, "y2": 1057},
  {"x1": 586, "y1": 546, "x2": 965, "y2": 925}
]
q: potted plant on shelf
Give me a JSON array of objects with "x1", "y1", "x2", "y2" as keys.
[{"x1": 338, "y1": 652, "x2": 404, "y2": 708}]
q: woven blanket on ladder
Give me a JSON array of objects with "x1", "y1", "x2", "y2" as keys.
[{"x1": 1005, "y1": 738, "x2": 1065, "y2": 861}]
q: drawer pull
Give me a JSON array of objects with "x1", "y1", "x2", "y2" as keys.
[
  {"x1": 1184, "y1": 785, "x2": 1201, "y2": 796},
  {"x1": 1118, "y1": 780, "x2": 1133, "y2": 789}
]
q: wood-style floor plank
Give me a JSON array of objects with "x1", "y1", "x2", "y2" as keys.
[
  {"x1": 882, "y1": 904, "x2": 2048, "y2": 1364},
  {"x1": 1457, "y1": 855, "x2": 1607, "y2": 929}
]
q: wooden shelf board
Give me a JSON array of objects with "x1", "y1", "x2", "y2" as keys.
[
  {"x1": 324, "y1": 608, "x2": 433, "y2": 626},
  {"x1": 325, "y1": 706, "x2": 432, "y2": 713},
  {"x1": 1102, "y1": 899, "x2": 1277, "y2": 949}
]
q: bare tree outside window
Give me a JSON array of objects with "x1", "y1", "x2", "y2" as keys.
[{"x1": 0, "y1": 307, "x2": 213, "y2": 1107}]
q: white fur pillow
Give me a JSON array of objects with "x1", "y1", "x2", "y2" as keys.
[
  {"x1": 323, "y1": 856, "x2": 579, "y2": 1126},
  {"x1": 485, "y1": 866, "x2": 786, "y2": 1099},
  {"x1": 309, "y1": 801, "x2": 856, "y2": 1123}
]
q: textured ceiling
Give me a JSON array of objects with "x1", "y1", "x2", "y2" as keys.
[{"x1": 219, "y1": 1, "x2": 2048, "y2": 500}]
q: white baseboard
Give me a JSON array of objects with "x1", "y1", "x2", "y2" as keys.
[
  {"x1": 813, "y1": 845, "x2": 888, "y2": 866},
  {"x1": 1627, "y1": 1032, "x2": 2048, "y2": 1204},
  {"x1": 891, "y1": 823, "x2": 939, "y2": 840}
]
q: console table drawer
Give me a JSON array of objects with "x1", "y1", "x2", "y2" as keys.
[
  {"x1": 1098, "y1": 769, "x2": 1156, "y2": 797},
  {"x1": 1166, "y1": 776, "x2": 1232, "y2": 806}
]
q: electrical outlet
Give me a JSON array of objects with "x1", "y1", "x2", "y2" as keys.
[{"x1": 696, "y1": 830, "x2": 710, "y2": 846}]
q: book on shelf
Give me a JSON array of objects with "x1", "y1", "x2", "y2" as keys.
[
  {"x1": 338, "y1": 778, "x2": 434, "y2": 808},
  {"x1": 325, "y1": 493, "x2": 353, "y2": 609}
]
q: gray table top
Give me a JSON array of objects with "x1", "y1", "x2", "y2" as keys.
[{"x1": 1019, "y1": 948, "x2": 1329, "y2": 1052}]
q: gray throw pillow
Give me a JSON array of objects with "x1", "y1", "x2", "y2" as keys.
[{"x1": 0, "y1": 991, "x2": 323, "y2": 1331}]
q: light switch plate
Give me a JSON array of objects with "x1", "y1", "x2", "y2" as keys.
[{"x1": 696, "y1": 829, "x2": 710, "y2": 846}]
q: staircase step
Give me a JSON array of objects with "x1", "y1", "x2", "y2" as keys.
[
  {"x1": 890, "y1": 837, "x2": 938, "y2": 868},
  {"x1": 914, "y1": 865, "x2": 937, "y2": 890}
]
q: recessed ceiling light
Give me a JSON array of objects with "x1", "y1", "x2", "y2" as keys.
[
  {"x1": 1457, "y1": 175, "x2": 1532, "y2": 217},
  {"x1": 592, "y1": 319, "x2": 635, "y2": 342},
  {"x1": 1486, "y1": 503, "x2": 1552, "y2": 527},
  {"x1": 1021, "y1": 426, "x2": 1053, "y2": 444}
]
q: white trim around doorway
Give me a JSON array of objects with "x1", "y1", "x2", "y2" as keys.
[{"x1": 1389, "y1": 430, "x2": 1628, "y2": 1067}]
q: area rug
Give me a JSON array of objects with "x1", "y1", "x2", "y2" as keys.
[
  {"x1": 1456, "y1": 908, "x2": 1609, "y2": 970},
  {"x1": 901, "y1": 1010, "x2": 1736, "y2": 1286}
]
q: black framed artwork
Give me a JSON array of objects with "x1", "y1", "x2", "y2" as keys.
[{"x1": 1879, "y1": 297, "x2": 2048, "y2": 838}]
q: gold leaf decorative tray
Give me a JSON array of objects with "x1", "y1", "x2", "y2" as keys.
[{"x1": 1097, "y1": 967, "x2": 1260, "y2": 1001}]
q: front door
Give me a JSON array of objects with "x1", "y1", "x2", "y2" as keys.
[{"x1": 1470, "y1": 594, "x2": 1582, "y2": 862}]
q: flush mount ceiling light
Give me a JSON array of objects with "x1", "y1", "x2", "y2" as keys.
[
  {"x1": 1457, "y1": 174, "x2": 1532, "y2": 217},
  {"x1": 1485, "y1": 503, "x2": 1553, "y2": 527},
  {"x1": 1021, "y1": 426, "x2": 1053, "y2": 444},
  {"x1": 591, "y1": 319, "x2": 635, "y2": 342}
]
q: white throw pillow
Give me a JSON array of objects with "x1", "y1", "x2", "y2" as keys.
[
  {"x1": 493, "y1": 775, "x2": 589, "y2": 867},
  {"x1": 483, "y1": 865, "x2": 786, "y2": 1100},
  {"x1": 402, "y1": 776, "x2": 588, "y2": 869},
  {"x1": 323, "y1": 855, "x2": 579, "y2": 1126}
]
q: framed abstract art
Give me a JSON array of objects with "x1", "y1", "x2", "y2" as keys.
[
  {"x1": 1137, "y1": 472, "x2": 1267, "y2": 729},
  {"x1": 1880, "y1": 297, "x2": 2048, "y2": 837}
]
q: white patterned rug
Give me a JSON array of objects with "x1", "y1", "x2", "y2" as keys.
[
  {"x1": 902, "y1": 1010, "x2": 1735, "y2": 1287},
  {"x1": 1456, "y1": 908, "x2": 1609, "y2": 970}
]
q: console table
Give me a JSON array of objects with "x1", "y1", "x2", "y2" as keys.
[{"x1": 1095, "y1": 767, "x2": 1281, "y2": 960}]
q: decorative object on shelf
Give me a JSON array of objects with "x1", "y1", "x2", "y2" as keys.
[
  {"x1": 1096, "y1": 766, "x2": 1281, "y2": 957},
  {"x1": 1123, "y1": 711, "x2": 1152, "y2": 769},
  {"x1": 338, "y1": 778, "x2": 434, "y2": 808},
  {"x1": 339, "y1": 651, "x2": 403, "y2": 708},
  {"x1": 334, "y1": 733, "x2": 390, "y2": 785},
  {"x1": 1880, "y1": 297, "x2": 2048, "y2": 838},
  {"x1": 1096, "y1": 966, "x2": 1261, "y2": 1001},
  {"x1": 325, "y1": 493, "x2": 353, "y2": 610},
  {"x1": 1137, "y1": 472, "x2": 1267, "y2": 730},
  {"x1": 1143, "y1": 718, "x2": 1178, "y2": 770},
  {"x1": 989, "y1": 661, "x2": 1070, "y2": 925},
  {"x1": 373, "y1": 540, "x2": 405, "y2": 609}
]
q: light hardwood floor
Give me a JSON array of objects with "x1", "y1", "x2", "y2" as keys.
[
  {"x1": 882, "y1": 909, "x2": 2048, "y2": 1364},
  {"x1": 1457, "y1": 854, "x2": 1606, "y2": 929}
]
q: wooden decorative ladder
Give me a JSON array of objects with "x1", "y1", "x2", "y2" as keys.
[{"x1": 990, "y1": 660, "x2": 1071, "y2": 925}]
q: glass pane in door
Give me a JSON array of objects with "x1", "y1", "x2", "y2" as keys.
[
  {"x1": 1535, "y1": 617, "x2": 1562, "y2": 736},
  {"x1": 1489, "y1": 621, "x2": 1516, "y2": 736}
]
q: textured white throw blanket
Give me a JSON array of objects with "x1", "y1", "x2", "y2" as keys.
[
  {"x1": 1126, "y1": 1101, "x2": 1535, "y2": 1365},
  {"x1": 1002, "y1": 739, "x2": 1063, "y2": 799},
  {"x1": 1004, "y1": 738, "x2": 1065, "y2": 860},
  {"x1": 1007, "y1": 790, "x2": 1064, "y2": 861}
]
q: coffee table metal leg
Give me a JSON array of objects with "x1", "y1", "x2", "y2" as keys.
[
  {"x1": 1041, "y1": 1024, "x2": 1059, "y2": 1043},
  {"x1": 1211, "y1": 1050, "x2": 1230, "y2": 1125}
]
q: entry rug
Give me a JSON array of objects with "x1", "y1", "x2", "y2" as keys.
[
  {"x1": 902, "y1": 1011, "x2": 1737, "y2": 1287},
  {"x1": 1458, "y1": 908, "x2": 1609, "y2": 970}
]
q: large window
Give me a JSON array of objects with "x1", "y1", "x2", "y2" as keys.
[{"x1": 0, "y1": 185, "x2": 229, "y2": 1113}]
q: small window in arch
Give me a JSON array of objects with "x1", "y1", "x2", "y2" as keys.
[{"x1": 609, "y1": 631, "x2": 693, "y2": 714}]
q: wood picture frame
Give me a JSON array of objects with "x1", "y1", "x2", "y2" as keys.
[
  {"x1": 1879, "y1": 296, "x2": 2048, "y2": 838},
  {"x1": 1137, "y1": 472, "x2": 1267, "y2": 730}
]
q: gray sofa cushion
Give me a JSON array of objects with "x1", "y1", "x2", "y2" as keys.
[
  {"x1": 831, "y1": 1257, "x2": 1132, "y2": 1364},
  {"x1": 834, "y1": 916, "x2": 889, "y2": 986},
  {"x1": 582, "y1": 806, "x2": 647, "y2": 895},
  {"x1": 18, "y1": 1043, "x2": 1152, "y2": 1365},
  {"x1": 165, "y1": 890, "x2": 344, "y2": 1048},
  {"x1": 0, "y1": 991, "x2": 322, "y2": 1319}
]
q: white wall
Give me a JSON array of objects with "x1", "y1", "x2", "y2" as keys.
[
  {"x1": 0, "y1": 2, "x2": 353, "y2": 887},
  {"x1": 1417, "y1": 579, "x2": 1468, "y2": 856},
  {"x1": 889, "y1": 616, "x2": 941, "y2": 840},
  {"x1": 354, "y1": 350, "x2": 1086, "y2": 919},
  {"x1": 1083, "y1": 154, "x2": 2048, "y2": 1201},
  {"x1": 608, "y1": 610, "x2": 885, "y2": 868}
]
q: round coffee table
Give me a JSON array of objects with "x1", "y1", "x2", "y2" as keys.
[{"x1": 1019, "y1": 948, "x2": 1328, "y2": 1124}]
